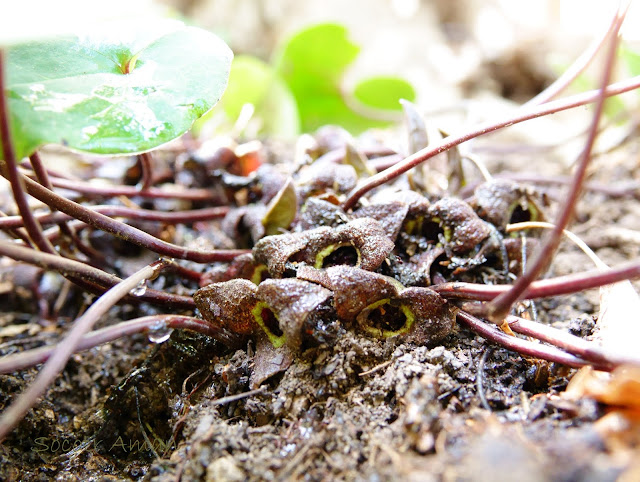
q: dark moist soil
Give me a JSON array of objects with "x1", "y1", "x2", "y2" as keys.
[{"x1": 1, "y1": 116, "x2": 640, "y2": 481}]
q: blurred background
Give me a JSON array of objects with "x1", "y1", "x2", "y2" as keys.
[{"x1": 161, "y1": 0, "x2": 639, "y2": 110}]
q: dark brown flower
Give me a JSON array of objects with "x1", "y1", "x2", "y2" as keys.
[
  {"x1": 253, "y1": 218, "x2": 394, "y2": 277},
  {"x1": 427, "y1": 197, "x2": 491, "y2": 253},
  {"x1": 193, "y1": 279, "x2": 260, "y2": 335},
  {"x1": 473, "y1": 179, "x2": 544, "y2": 230}
]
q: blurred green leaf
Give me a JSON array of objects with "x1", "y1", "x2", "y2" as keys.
[
  {"x1": 220, "y1": 56, "x2": 300, "y2": 137},
  {"x1": 2, "y1": 21, "x2": 232, "y2": 158},
  {"x1": 571, "y1": 73, "x2": 626, "y2": 121},
  {"x1": 208, "y1": 23, "x2": 415, "y2": 137},
  {"x1": 552, "y1": 53, "x2": 631, "y2": 123},
  {"x1": 353, "y1": 76, "x2": 415, "y2": 111},
  {"x1": 621, "y1": 43, "x2": 640, "y2": 77},
  {"x1": 274, "y1": 23, "x2": 413, "y2": 134}
]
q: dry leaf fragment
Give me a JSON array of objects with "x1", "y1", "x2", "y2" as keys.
[
  {"x1": 400, "y1": 98, "x2": 429, "y2": 154},
  {"x1": 250, "y1": 333, "x2": 295, "y2": 389},
  {"x1": 253, "y1": 218, "x2": 394, "y2": 277},
  {"x1": 344, "y1": 142, "x2": 376, "y2": 177},
  {"x1": 565, "y1": 365, "x2": 640, "y2": 460},
  {"x1": 257, "y1": 278, "x2": 332, "y2": 349},
  {"x1": 262, "y1": 177, "x2": 298, "y2": 236},
  {"x1": 565, "y1": 365, "x2": 640, "y2": 410}
]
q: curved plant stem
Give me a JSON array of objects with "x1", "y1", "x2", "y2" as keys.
[
  {"x1": 316, "y1": 146, "x2": 397, "y2": 165},
  {"x1": 0, "y1": 204, "x2": 229, "y2": 230},
  {"x1": 0, "y1": 239, "x2": 119, "y2": 285},
  {"x1": 0, "y1": 209, "x2": 32, "y2": 244},
  {"x1": 0, "y1": 50, "x2": 54, "y2": 254},
  {"x1": 523, "y1": 1, "x2": 630, "y2": 107},
  {"x1": 506, "y1": 315, "x2": 640, "y2": 368},
  {"x1": 341, "y1": 74, "x2": 640, "y2": 211},
  {"x1": 0, "y1": 314, "x2": 241, "y2": 375},
  {"x1": 29, "y1": 152, "x2": 59, "y2": 200},
  {"x1": 0, "y1": 240, "x2": 196, "y2": 309},
  {"x1": 28, "y1": 174, "x2": 222, "y2": 201},
  {"x1": 18, "y1": 173, "x2": 248, "y2": 262},
  {"x1": 137, "y1": 151, "x2": 154, "y2": 191},
  {"x1": 0, "y1": 259, "x2": 170, "y2": 442},
  {"x1": 456, "y1": 310, "x2": 612, "y2": 371},
  {"x1": 29, "y1": 151, "x2": 101, "y2": 260},
  {"x1": 433, "y1": 258, "x2": 640, "y2": 301},
  {"x1": 506, "y1": 221, "x2": 607, "y2": 269},
  {"x1": 369, "y1": 154, "x2": 403, "y2": 172},
  {"x1": 485, "y1": 9, "x2": 625, "y2": 323}
]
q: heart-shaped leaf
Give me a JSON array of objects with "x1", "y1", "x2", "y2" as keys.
[
  {"x1": 2, "y1": 20, "x2": 232, "y2": 158},
  {"x1": 274, "y1": 23, "x2": 415, "y2": 134}
]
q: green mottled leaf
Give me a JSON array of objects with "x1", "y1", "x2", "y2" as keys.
[
  {"x1": 220, "y1": 55, "x2": 300, "y2": 137},
  {"x1": 353, "y1": 77, "x2": 415, "y2": 111},
  {"x1": 2, "y1": 20, "x2": 232, "y2": 158}
]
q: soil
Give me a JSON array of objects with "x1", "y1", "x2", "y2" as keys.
[
  {"x1": 2, "y1": 6, "x2": 640, "y2": 480},
  {"x1": 1, "y1": 116, "x2": 639, "y2": 481}
]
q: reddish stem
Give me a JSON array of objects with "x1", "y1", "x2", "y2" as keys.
[
  {"x1": 29, "y1": 151, "x2": 101, "y2": 259},
  {"x1": 369, "y1": 154, "x2": 403, "y2": 172},
  {"x1": 137, "y1": 151, "x2": 154, "y2": 191},
  {"x1": 0, "y1": 50, "x2": 54, "y2": 254},
  {"x1": 0, "y1": 204, "x2": 229, "y2": 229},
  {"x1": 0, "y1": 259, "x2": 170, "y2": 442},
  {"x1": 341, "y1": 74, "x2": 640, "y2": 211},
  {"x1": 486, "y1": 11, "x2": 625, "y2": 322},
  {"x1": 0, "y1": 240, "x2": 195, "y2": 309},
  {"x1": 316, "y1": 146, "x2": 397, "y2": 165},
  {"x1": 30, "y1": 174, "x2": 221, "y2": 201},
  {"x1": 433, "y1": 258, "x2": 640, "y2": 301},
  {"x1": 523, "y1": 2, "x2": 630, "y2": 107},
  {"x1": 456, "y1": 310, "x2": 612, "y2": 371},
  {"x1": 19, "y1": 173, "x2": 248, "y2": 263},
  {"x1": 0, "y1": 315, "x2": 241, "y2": 374},
  {"x1": 0, "y1": 210, "x2": 32, "y2": 244},
  {"x1": 506, "y1": 315, "x2": 640, "y2": 368}
]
